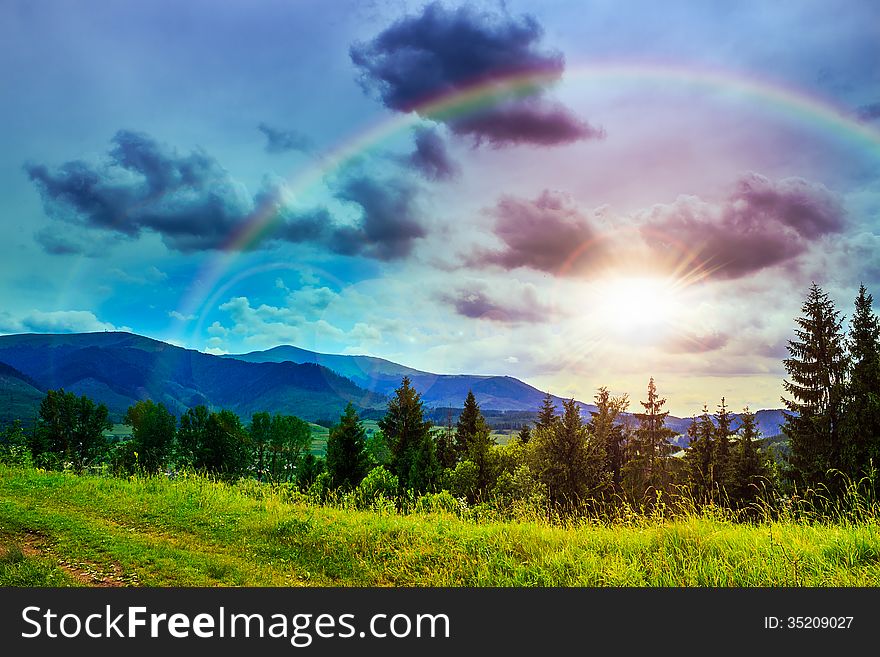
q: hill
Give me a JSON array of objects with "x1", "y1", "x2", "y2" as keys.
[
  {"x1": 0, "y1": 331, "x2": 789, "y2": 437},
  {"x1": 0, "y1": 332, "x2": 384, "y2": 423},
  {"x1": 229, "y1": 346, "x2": 588, "y2": 413},
  {"x1": 0, "y1": 361, "x2": 45, "y2": 426}
]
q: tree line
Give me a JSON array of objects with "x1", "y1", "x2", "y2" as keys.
[{"x1": 1, "y1": 282, "x2": 877, "y2": 519}]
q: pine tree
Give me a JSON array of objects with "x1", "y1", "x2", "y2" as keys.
[
  {"x1": 537, "y1": 392, "x2": 557, "y2": 431},
  {"x1": 713, "y1": 396, "x2": 734, "y2": 495},
  {"x1": 627, "y1": 377, "x2": 677, "y2": 497},
  {"x1": 516, "y1": 424, "x2": 532, "y2": 444},
  {"x1": 842, "y1": 284, "x2": 880, "y2": 478},
  {"x1": 326, "y1": 402, "x2": 370, "y2": 490},
  {"x1": 409, "y1": 433, "x2": 442, "y2": 494},
  {"x1": 455, "y1": 390, "x2": 481, "y2": 460},
  {"x1": 434, "y1": 409, "x2": 458, "y2": 469},
  {"x1": 731, "y1": 407, "x2": 769, "y2": 508},
  {"x1": 781, "y1": 283, "x2": 848, "y2": 491},
  {"x1": 684, "y1": 405, "x2": 715, "y2": 503},
  {"x1": 531, "y1": 398, "x2": 607, "y2": 513},
  {"x1": 378, "y1": 376, "x2": 433, "y2": 492},
  {"x1": 587, "y1": 387, "x2": 629, "y2": 490}
]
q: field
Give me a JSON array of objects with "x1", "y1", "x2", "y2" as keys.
[{"x1": 0, "y1": 464, "x2": 878, "y2": 587}]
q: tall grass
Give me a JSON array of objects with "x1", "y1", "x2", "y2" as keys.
[{"x1": 0, "y1": 464, "x2": 877, "y2": 587}]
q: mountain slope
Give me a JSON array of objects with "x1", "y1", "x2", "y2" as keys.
[
  {"x1": 0, "y1": 332, "x2": 384, "y2": 422},
  {"x1": 230, "y1": 344, "x2": 789, "y2": 436},
  {"x1": 228, "y1": 346, "x2": 582, "y2": 412},
  {"x1": 0, "y1": 361, "x2": 45, "y2": 425}
]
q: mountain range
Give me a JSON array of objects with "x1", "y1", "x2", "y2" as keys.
[{"x1": 0, "y1": 331, "x2": 787, "y2": 439}]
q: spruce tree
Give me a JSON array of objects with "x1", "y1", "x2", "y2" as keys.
[
  {"x1": 781, "y1": 283, "x2": 848, "y2": 490},
  {"x1": 713, "y1": 396, "x2": 734, "y2": 495},
  {"x1": 516, "y1": 424, "x2": 532, "y2": 444},
  {"x1": 537, "y1": 392, "x2": 557, "y2": 431},
  {"x1": 628, "y1": 377, "x2": 676, "y2": 496},
  {"x1": 435, "y1": 409, "x2": 458, "y2": 470},
  {"x1": 684, "y1": 405, "x2": 715, "y2": 503},
  {"x1": 531, "y1": 398, "x2": 607, "y2": 513},
  {"x1": 378, "y1": 376, "x2": 432, "y2": 491},
  {"x1": 455, "y1": 390, "x2": 481, "y2": 460},
  {"x1": 587, "y1": 387, "x2": 629, "y2": 490},
  {"x1": 326, "y1": 402, "x2": 371, "y2": 490},
  {"x1": 842, "y1": 284, "x2": 880, "y2": 477},
  {"x1": 731, "y1": 407, "x2": 768, "y2": 508}
]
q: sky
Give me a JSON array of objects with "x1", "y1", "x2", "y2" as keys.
[{"x1": 1, "y1": 0, "x2": 879, "y2": 416}]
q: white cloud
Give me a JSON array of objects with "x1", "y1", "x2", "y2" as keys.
[
  {"x1": 168, "y1": 310, "x2": 197, "y2": 322},
  {"x1": 0, "y1": 309, "x2": 125, "y2": 334}
]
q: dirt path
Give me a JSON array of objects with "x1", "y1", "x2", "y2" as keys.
[{"x1": 2, "y1": 530, "x2": 138, "y2": 587}]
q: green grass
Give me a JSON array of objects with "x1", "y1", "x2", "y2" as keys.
[
  {"x1": 0, "y1": 540, "x2": 79, "y2": 586},
  {"x1": 0, "y1": 464, "x2": 878, "y2": 587}
]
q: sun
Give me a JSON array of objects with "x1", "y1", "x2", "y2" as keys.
[{"x1": 590, "y1": 275, "x2": 685, "y2": 341}]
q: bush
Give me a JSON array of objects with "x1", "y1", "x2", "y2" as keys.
[
  {"x1": 414, "y1": 490, "x2": 461, "y2": 515},
  {"x1": 446, "y1": 460, "x2": 478, "y2": 499},
  {"x1": 353, "y1": 466, "x2": 398, "y2": 508},
  {"x1": 307, "y1": 471, "x2": 332, "y2": 504}
]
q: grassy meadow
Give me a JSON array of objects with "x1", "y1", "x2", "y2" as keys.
[{"x1": 0, "y1": 463, "x2": 878, "y2": 587}]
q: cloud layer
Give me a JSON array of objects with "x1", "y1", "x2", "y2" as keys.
[
  {"x1": 26, "y1": 131, "x2": 429, "y2": 260},
  {"x1": 474, "y1": 190, "x2": 605, "y2": 274},
  {"x1": 350, "y1": 2, "x2": 600, "y2": 146},
  {"x1": 640, "y1": 173, "x2": 846, "y2": 279}
]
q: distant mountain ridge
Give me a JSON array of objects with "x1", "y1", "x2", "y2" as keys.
[
  {"x1": 0, "y1": 332, "x2": 385, "y2": 423},
  {"x1": 0, "y1": 332, "x2": 788, "y2": 438},
  {"x1": 228, "y1": 343, "x2": 788, "y2": 438},
  {"x1": 227, "y1": 345, "x2": 584, "y2": 413}
]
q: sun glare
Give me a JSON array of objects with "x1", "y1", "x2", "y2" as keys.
[{"x1": 591, "y1": 276, "x2": 684, "y2": 340}]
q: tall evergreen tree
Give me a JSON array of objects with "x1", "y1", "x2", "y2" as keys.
[
  {"x1": 587, "y1": 387, "x2": 629, "y2": 490},
  {"x1": 531, "y1": 398, "x2": 607, "y2": 512},
  {"x1": 455, "y1": 391, "x2": 481, "y2": 461},
  {"x1": 536, "y1": 392, "x2": 557, "y2": 431},
  {"x1": 731, "y1": 407, "x2": 769, "y2": 508},
  {"x1": 434, "y1": 409, "x2": 457, "y2": 469},
  {"x1": 326, "y1": 402, "x2": 370, "y2": 490},
  {"x1": 781, "y1": 283, "x2": 848, "y2": 490},
  {"x1": 713, "y1": 397, "x2": 734, "y2": 494},
  {"x1": 684, "y1": 405, "x2": 716, "y2": 503},
  {"x1": 842, "y1": 284, "x2": 880, "y2": 477},
  {"x1": 626, "y1": 377, "x2": 676, "y2": 496},
  {"x1": 409, "y1": 433, "x2": 442, "y2": 494},
  {"x1": 516, "y1": 423, "x2": 532, "y2": 444},
  {"x1": 378, "y1": 376, "x2": 433, "y2": 491},
  {"x1": 454, "y1": 391, "x2": 495, "y2": 497}
]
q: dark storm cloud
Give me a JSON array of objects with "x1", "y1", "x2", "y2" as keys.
[
  {"x1": 406, "y1": 126, "x2": 458, "y2": 181},
  {"x1": 451, "y1": 100, "x2": 604, "y2": 146},
  {"x1": 440, "y1": 287, "x2": 549, "y2": 323},
  {"x1": 258, "y1": 122, "x2": 312, "y2": 154},
  {"x1": 25, "y1": 130, "x2": 253, "y2": 252},
  {"x1": 856, "y1": 102, "x2": 880, "y2": 121},
  {"x1": 640, "y1": 173, "x2": 846, "y2": 280},
  {"x1": 330, "y1": 175, "x2": 427, "y2": 261},
  {"x1": 474, "y1": 190, "x2": 603, "y2": 274},
  {"x1": 350, "y1": 2, "x2": 599, "y2": 147},
  {"x1": 26, "y1": 131, "x2": 427, "y2": 260}
]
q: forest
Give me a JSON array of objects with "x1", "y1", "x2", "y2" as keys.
[{"x1": 1, "y1": 282, "x2": 878, "y2": 523}]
